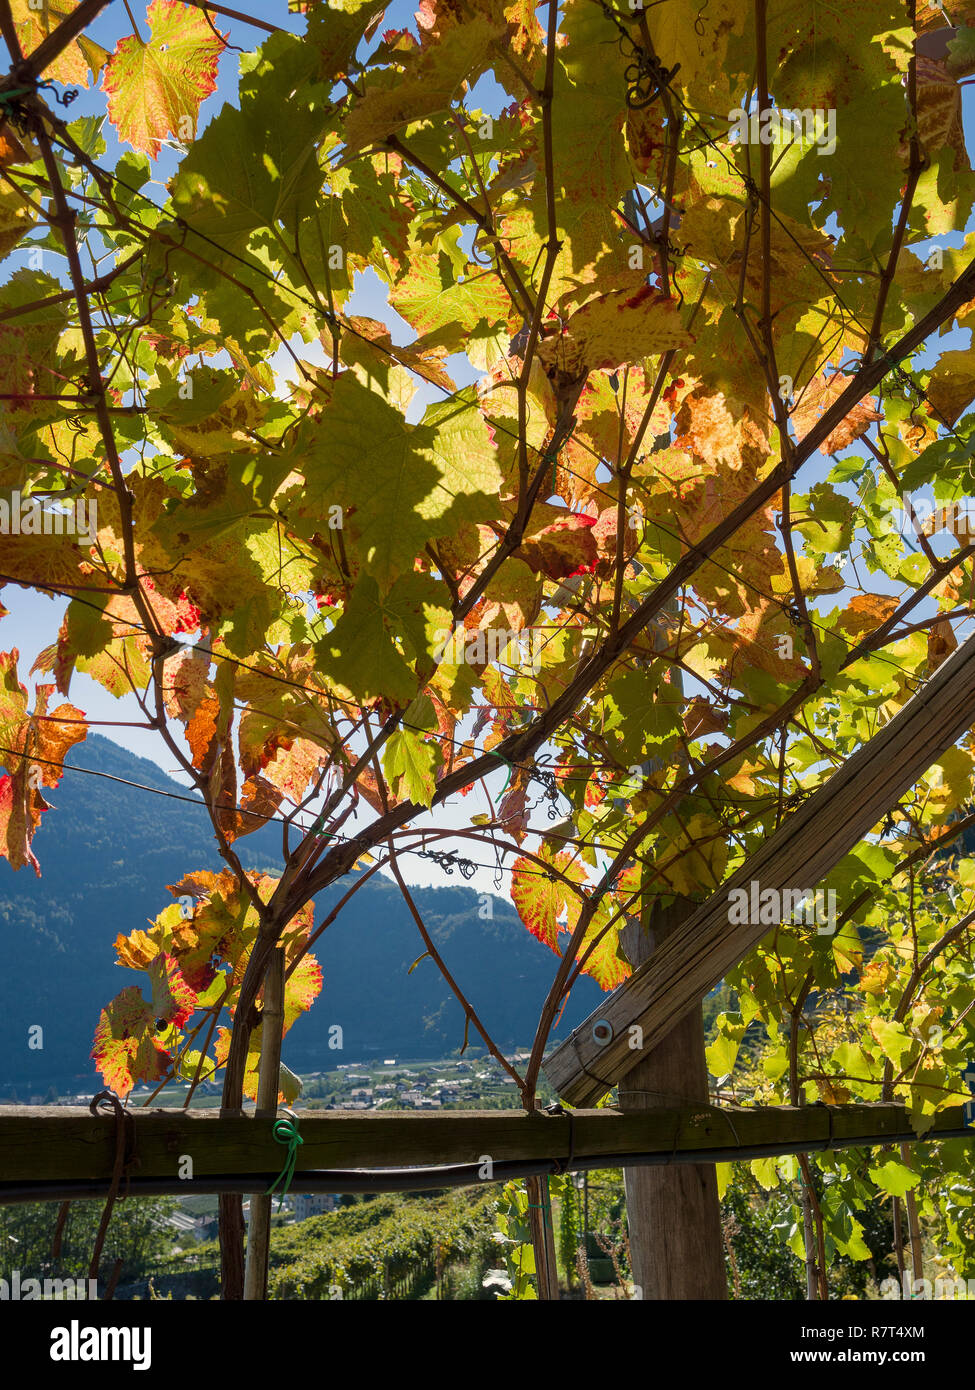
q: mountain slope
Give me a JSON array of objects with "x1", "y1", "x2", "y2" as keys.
[{"x1": 0, "y1": 735, "x2": 602, "y2": 1093}]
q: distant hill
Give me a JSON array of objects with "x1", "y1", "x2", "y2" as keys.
[{"x1": 0, "y1": 735, "x2": 602, "y2": 1095}]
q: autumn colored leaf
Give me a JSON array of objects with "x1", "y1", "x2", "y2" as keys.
[
  {"x1": 115, "y1": 926, "x2": 163, "y2": 971},
  {"x1": 146, "y1": 951, "x2": 198, "y2": 1028},
  {"x1": 838, "y1": 594, "x2": 900, "y2": 639},
  {"x1": 515, "y1": 511, "x2": 599, "y2": 580},
  {"x1": 162, "y1": 643, "x2": 210, "y2": 721},
  {"x1": 214, "y1": 1024, "x2": 302, "y2": 1105},
  {"x1": 91, "y1": 987, "x2": 172, "y2": 1096},
  {"x1": 9, "y1": 0, "x2": 109, "y2": 87},
  {"x1": 575, "y1": 900, "x2": 631, "y2": 992},
  {"x1": 0, "y1": 652, "x2": 86, "y2": 872},
  {"x1": 510, "y1": 850, "x2": 586, "y2": 953},
  {"x1": 281, "y1": 952, "x2": 323, "y2": 1035},
  {"x1": 539, "y1": 285, "x2": 691, "y2": 376},
  {"x1": 791, "y1": 372, "x2": 883, "y2": 455},
  {"x1": 928, "y1": 617, "x2": 958, "y2": 671},
  {"x1": 103, "y1": 0, "x2": 226, "y2": 158},
  {"x1": 684, "y1": 697, "x2": 727, "y2": 740},
  {"x1": 31, "y1": 687, "x2": 87, "y2": 786},
  {"x1": 0, "y1": 770, "x2": 45, "y2": 875},
  {"x1": 236, "y1": 773, "x2": 284, "y2": 836},
  {"x1": 340, "y1": 15, "x2": 502, "y2": 156}
]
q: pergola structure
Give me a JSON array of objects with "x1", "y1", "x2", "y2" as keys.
[{"x1": 1, "y1": 0, "x2": 974, "y2": 1306}]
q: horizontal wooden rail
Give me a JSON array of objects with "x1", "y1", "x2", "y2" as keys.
[
  {"x1": 546, "y1": 625, "x2": 975, "y2": 1104},
  {"x1": 0, "y1": 1104, "x2": 969, "y2": 1193}
]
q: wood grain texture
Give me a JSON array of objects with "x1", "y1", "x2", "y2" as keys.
[
  {"x1": 545, "y1": 627, "x2": 975, "y2": 1105},
  {"x1": 0, "y1": 1104, "x2": 967, "y2": 1185},
  {"x1": 620, "y1": 901, "x2": 727, "y2": 1299}
]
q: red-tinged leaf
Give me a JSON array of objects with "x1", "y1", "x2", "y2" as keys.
[
  {"x1": 576, "y1": 901, "x2": 631, "y2": 992},
  {"x1": 169, "y1": 921, "x2": 220, "y2": 993},
  {"x1": 498, "y1": 780, "x2": 530, "y2": 844},
  {"x1": 260, "y1": 736, "x2": 324, "y2": 804},
  {"x1": 162, "y1": 644, "x2": 210, "y2": 721},
  {"x1": 0, "y1": 771, "x2": 43, "y2": 876},
  {"x1": 0, "y1": 648, "x2": 29, "y2": 749},
  {"x1": 91, "y1": 986, "x2": 172, "y2": 1097},
  {"x1": 169, "y1": 875, "x2": 256, "y2": 990},
  {"x1": 589, "y1": 504, "x2": 639, "y2": 576},
  {"x1": 281, "y1": 952, "x2": 323, "y2": 1035},
  {"x1": 515, "y1": 513, "x2": 599, "y2": 580},
  {"x1": 355, "y1": 764, "x2": 386, "y2": 813},
  {"x1": 32, "y1": 689, "x2": 87, "y2": 786},
  {"x1": 238, "y1": 720, "x2": 295, "y2": 779},
  {"x1": 511, "y1": 850, "x2": 586, "y2": 953},
  {"x1": 147, "y1": 952, "x2": 198, "y2": 1027},
  {"x1": 103, "y1": 0, "x2": 226, "y2": 158}
]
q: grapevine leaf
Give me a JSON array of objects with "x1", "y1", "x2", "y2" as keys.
[
  {"x1": 103, "y1": 0, "x2": 226, "y2": 158},
  {"x1": 91, "y1": 986, "x2": 171, "y2": 1097}
]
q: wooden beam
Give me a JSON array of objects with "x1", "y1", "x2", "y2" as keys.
[
  {"x1": 545, "y1": 625, "x2": 975, "y2": 1105},
  {"x1": 620, "y1": 903, "x2": 726, "y2": 1299},
  {"x1": 0, "y1": 1104, "x2": 968, "y2": 1188}
]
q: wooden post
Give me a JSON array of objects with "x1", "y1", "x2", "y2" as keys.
[
  {"x1": 525, "y1": 1173, "x2": 560, "y2": 1299},
  {"x1": 242, "y1": 944, "x2": 285, "y2": 1301},
  {"x1": 619, "y1": 899, "x2": 727, "y2": 1300}
]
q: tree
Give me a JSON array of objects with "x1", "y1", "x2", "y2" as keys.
[{"x1": 1, "y1": 0, "x2": 975, "y2": 1302}]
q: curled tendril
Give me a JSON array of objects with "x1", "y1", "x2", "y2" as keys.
[
  {"x1": 34, "y1": 80, "x2": 79, "y2": 109},
  {"x1": 469, "y1": 233, "x2": 495, "y2": 268},
  {"x1": 623, "y1": 55, "x2": 679, "y2": 111},
  {"x1": 419, "y1": 848, "x2": 477, "y2": 880},
  {"x1": 612, "y1": 12, "x2": 680, "y2": 110},
  {"x1": 694, "y1": 0, "x2": 709, "y2": 38}
]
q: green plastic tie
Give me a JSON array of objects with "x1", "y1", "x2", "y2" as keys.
[
  {"x1": 265, "y1": 1115, "x2": 303, "y2": 1209},
  {"x1": 0, "y1": 87, "x2": 34, "y2": 107},
  {"x1": 498, "y1": 756, "x2": 514, "y2": 793}
]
